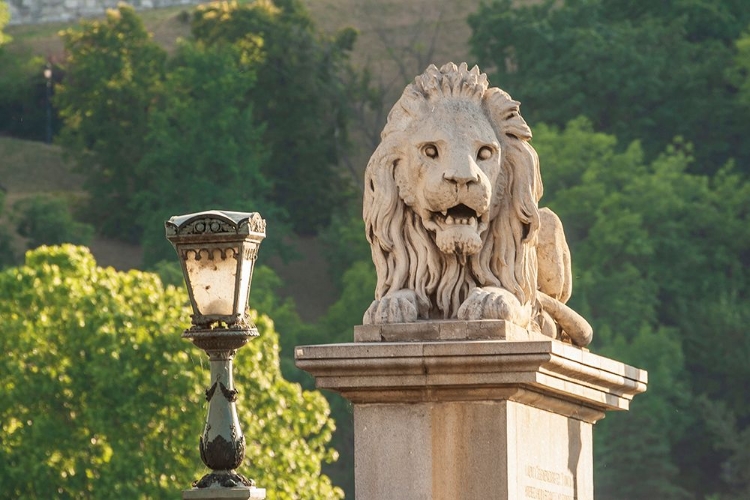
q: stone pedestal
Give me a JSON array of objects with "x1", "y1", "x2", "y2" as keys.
[
  {"x1": 295, "y1": 321, "x2": 647, "y2": 500},
  {"x1": 182, "y1": 486, "x2": 266, "y2": 499}
]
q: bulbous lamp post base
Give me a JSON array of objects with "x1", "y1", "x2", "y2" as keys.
[
  {"x1": 185, "y1": 328, "x2": 257, "y2": 489},
  {"x1": 193, "y1": 471, "x2": 254, "y2": 489}
]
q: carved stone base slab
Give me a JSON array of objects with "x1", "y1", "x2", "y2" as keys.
[
  {"x1": 182, "y1": 486, "x2": 266, "y2": 499},
  {"x1": 354, "y1": 319, "x2": 551, "y2": 342}
]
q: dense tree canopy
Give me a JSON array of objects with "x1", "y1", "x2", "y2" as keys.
[
  {"x1": 0, "y1": 188, "x2": 17, "y2": 268},
  {"x1": 56, "y1": 0, "x2": 359, "y2": 249},
  {"x1": 0, "y1": 53, "x2": 60, "y2": 142},
  {"x1": 532, "y1": 119, "x2": 750, "y2": 499},
  {"x1": 133, "y1": 40, "x2": 276, "y2": 267},
  {"x1": 190, "y1": 0, "x2": 358, "y2": 233},
  {"x1": 736, "y1": 29, "x2": 750, "y2": 109},
  {"x1": 56, "y1": 6, "x2": 167, "y2": 240},
  {"x1": 0, "y1": 0, "x2": 10, "y2": 47},
  {"x1": 469, "y1": 0, "x2": 750, "y2": 175},
  {"x1": 14, "y1": 196, "x2": 94, "y2": 249},
  {"x1": 0, "y1": 245, "x2": 342, "y2": 499}
]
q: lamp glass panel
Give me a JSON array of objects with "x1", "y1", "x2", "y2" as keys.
[
  {"x1": 184, "y1": 247, "x2": 238, "y2": 316},
  {"x1": 235, "y1": 254, "x2": 254, "y2": 316}
]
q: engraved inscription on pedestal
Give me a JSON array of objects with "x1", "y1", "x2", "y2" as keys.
[
  {"x1": 507, "y1": 400, "x2": 593, "y2": 500},
  {"x1": 524, "y1": 465, "x2": 575, "y2": 500}
]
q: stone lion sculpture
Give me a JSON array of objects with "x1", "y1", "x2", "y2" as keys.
[{"x1": 362, "y1": 62, "x2": 592, "y2": 347}]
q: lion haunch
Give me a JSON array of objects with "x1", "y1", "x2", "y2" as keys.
[{"x1": 362, "y1": 62, "x2": 592, "y2": 347}]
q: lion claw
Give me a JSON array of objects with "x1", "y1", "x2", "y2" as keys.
[
  {"x1": 457, "y1": 286, "x2": 527, "y2": 325},
  {"x1": 363, "y1": 290, "x2": 419, "y2": 324}
]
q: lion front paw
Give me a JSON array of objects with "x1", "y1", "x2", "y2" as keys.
[
  {"x1": 363, "y1": 289, "x2": 419, "y2": 324},
  {"x1": 457, "y1": 286, "x2": 528, "y2": 325}
]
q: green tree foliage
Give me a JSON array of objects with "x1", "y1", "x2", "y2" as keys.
[
  {"x1": 318, "y1": 208, "x2": 371, "y2": 292},
  {"x1": 469, "y1": 0, "x2": 750, "y2": 174},
  {"x1": 133, "y1": 40, "x2": 276, "y2": 267},
  {"x1": 595, "y1": 327, "x2": 692, "y2": 500},
  {"x1": 532, "y1": 118, "x2": 750, "y2": 498},
  {"x1": 190, "y1": 0, "x2": 358, "y2": 233},
  {"x1": 55, "y1": 6, "x2": 167, "y2": 240},
  {"x1": 14, "y1": 196, "x2": 94, "y2": 249},
  {"x1": 737, "y1": 30, "x2": 750, "y2": 106},
  {"x1": 0, "y1": 0, "x2": 10, "y2": 47},
  {"x1": 0, "y1": 245, "x2": 342, "y2": 499},
  {"x1": 700, "y1": 396, "x2": 750, "y2": 500},
  {"x1": 0, "y1": 53, "x2": 60, "y2": 141},
  {"x1": 0, "y1": 188, "x2": 17, "y2": 269},
  {"x1": 55, "y1": 4, "x2": 290, "y2": 261},
  {"x1": 248, "y1": 264, "x2": 314, "y2": 384}
]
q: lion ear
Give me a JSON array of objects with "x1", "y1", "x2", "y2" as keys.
[{"x1": 482, "y1": 88, "x2": 532, "y2": 141}]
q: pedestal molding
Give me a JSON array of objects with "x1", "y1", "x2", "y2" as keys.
[{"x1": 296, "y1": 338, "x2": 646, "y2": 423}]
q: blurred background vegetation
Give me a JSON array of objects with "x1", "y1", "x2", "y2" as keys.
[{"x1": 1, "y1": 0, "x2": 750, "y2": 498}]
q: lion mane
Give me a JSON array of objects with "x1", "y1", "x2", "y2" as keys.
[{"x1": 363, "y1": 62, "x2": 543, "y2": 321}]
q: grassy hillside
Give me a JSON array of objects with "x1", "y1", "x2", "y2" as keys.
[
  {"x1": 1, "y1": 0, "x2": 483, "y2": 318},
  {"x1": 0, "y1": 138, "x2": 144, "y2": 270},
  {"x1": 0, "y1": 137, "x2": 81, "y2": 194}
]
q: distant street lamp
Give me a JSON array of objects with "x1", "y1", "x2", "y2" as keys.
[
  {"x1": 43, "y1": 63, "x2": 52, "y2": 144},
  {"x1": 165, "y1": 210, "x2": 266, "y2": 496}
]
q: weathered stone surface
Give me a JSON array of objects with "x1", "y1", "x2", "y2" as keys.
[
  {"x1": 182, "y1": 486, "x2": 266, "y2": 500},
  {"x1": 362, "y1": 62, "x2": 592, "y2": 347},
  {"x1": 295, "y1": 340, "x2": 648, "y2": 416},
  {"x1": 297, "y1": 333, "x2": 646, "y2": 500},
  {"x1": 354, "y1": 400, "x2": 592, "y2": 500},
  {"x1": 353, "y1": 319, "x2": 550, "y2": 342},
  {"x1": 296, "y1": 338, "x2": 647, "y2": 419}
]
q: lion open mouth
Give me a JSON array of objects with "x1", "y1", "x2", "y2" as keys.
[
  {"x1": 430, "y1": 203, "x2": 486, "y2": 259},
  {"x1": 433, "y1": 204, "x2": 481, "y2": 229}
]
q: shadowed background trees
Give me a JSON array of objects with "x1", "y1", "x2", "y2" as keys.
[
  {"x1": 469, "y1": 0, "x2": 750, "y2": 176},
  {"x1": 190, "y1": 0, "x2": 358, "y2": 234},
  {"x1": 0, "y1": 0, "x2": 9, "y2": 46},
  {"x1": 54, "y1": 1, "x2": 358, "y2": 257},
  {"x1": 467, "y1": 2, "x2": 750, "y2": 497}
]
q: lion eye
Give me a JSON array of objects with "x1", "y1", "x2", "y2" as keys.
[
  {"x1": 477, "y1": 146, "x2": 494, "y2": 161},
  {"x1": 422, "y1": 144, "x2": 439, "y2": 159}
]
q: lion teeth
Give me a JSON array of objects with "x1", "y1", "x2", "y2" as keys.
[
  {"x1": 441, "y1": 210, "x2": 448, "y2": 217},
  {"x1": 441, "y1": 215, "x2": 479, "y2": 226}
]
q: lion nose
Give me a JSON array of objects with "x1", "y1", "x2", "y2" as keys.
[{"x1": 443, "y1": 156, "x2": 481, "y2": 186}]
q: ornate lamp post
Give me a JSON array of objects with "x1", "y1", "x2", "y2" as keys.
[{"x1": 165, "y1": 210, "x2": 266, "y2": 497}]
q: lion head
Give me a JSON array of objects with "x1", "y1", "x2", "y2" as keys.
[{"x1": 364, "y1": 62, "x2": 543, "y2": 321}]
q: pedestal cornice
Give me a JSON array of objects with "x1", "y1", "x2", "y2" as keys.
[{"x1": 295, "y1": 322, "x2": 646, "y2": 424}]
